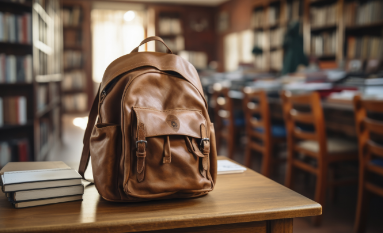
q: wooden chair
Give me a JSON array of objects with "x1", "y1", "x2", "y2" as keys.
[
  {"x1": 353, "y1": 96, "x2": 383, "y2": 233},
  {"x1": 242, "y1": 88, "x2": 286, "y2": 177},
  {"x1": 281, "y1": 91, "x2": 358, "y2": 226},
  {"x1": 212, "y1": 85, "x2": 241, "y2": 158}
]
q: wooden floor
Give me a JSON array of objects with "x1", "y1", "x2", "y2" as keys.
[{"x1": 48, "y1": 114, "x2": 383, "y2": 233}]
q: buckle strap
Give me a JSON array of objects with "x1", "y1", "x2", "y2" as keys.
[
  {"x1": 163, "y1": 135, "x2": 171, "y2": 163},
  {"x1": 136, "y1": 123, "x2": 146, "y2": 182},
  {"x1": 200, "y1": 124, "x2": 210, "y2": 172}
]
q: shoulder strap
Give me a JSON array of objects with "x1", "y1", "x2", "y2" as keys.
[{"x1": 78, "y1": 85, "x2": 100, "y2": 180}]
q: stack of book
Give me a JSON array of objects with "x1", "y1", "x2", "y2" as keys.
[{"x1": 1, "y1": 161, "x2": 84, "y2": 208}]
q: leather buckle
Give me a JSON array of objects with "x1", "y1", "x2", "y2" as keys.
[
  {"x1": 136, "y1": 140, "x2": 147, "y2": 148},
  {"x1": 199, "y1": 138, "x2": 209, "y2": 149}
]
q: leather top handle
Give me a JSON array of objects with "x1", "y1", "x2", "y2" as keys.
[{"x1": 131, "y1": 36, "x2": 173, "y2": 54}]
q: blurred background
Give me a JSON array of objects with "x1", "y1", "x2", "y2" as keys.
[{"x1": 1, "y1": 0, "x2": 383, "y2": 232}]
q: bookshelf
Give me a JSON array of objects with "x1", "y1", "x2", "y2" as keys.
[
  {"x1": 0, "y1": 0, "x2": 63, "y2": 167},
  {"x1": 60, "y1": 0, "x2": 93, "y2": 113},
  {"x1": 303, "y1": 0, "x2": 383, "y2": 71},
  {"x1": 250, "y1": 0, "x2": 304, "y2": 72},
  {"x1": 151, "y1": 5, "x2": 216, "y2": 70}
]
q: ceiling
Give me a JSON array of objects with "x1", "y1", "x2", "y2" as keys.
[{"x1": 131, "y1": 0, "x2": 229, "y2": 6}]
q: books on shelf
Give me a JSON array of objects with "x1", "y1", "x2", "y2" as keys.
[
  {"x1": 270, "y1": 27, "x2": 285, "y2": 48},
  {"x1": 355, "y1": 1, "x2": 383, "y2": 26},
  {"x1": 251, "y1": 8, "x2": 264, "y2": 29},
  {"x1": 253, "y1": 31, "x2": 265, "y2": 70},
  {"x1": 0, "y1": 96, "x2": 27, "y2": 126},
  {"x1": 310, "y1": 4, "x2": 337, "y2": 28},
  {"x1": 285, "y1": 0, "x2": 301, "y2": 22},
  {"x1": 62, "y1": 71, "x2": 86, "y2": 91},
  {"x1": 311, "y1": 31, "x2": 337, "y2": 56},
  {"x1": 37, "y1": 84, "x2": 48, "y2": 111},
  {"x1": 39, "y1": 118, "x2": 50, "y2": 150},
  {"x1": 63, "y1": 93, "x2": 87, "y2": 112},
  {"x1": 63, "y1": 50, "x2": 83, "y2": 70},
  {"x1": 158, "y1": 17, "x2": 182, "y2": 35},
  {"x1": 270, "y1": 49, "x2": 283, "y2": 71},
  {"x1": 63, "y1": 29, "x2": 82, "y2": 48},
  {"x1": 0, "y1": 139, "x2": 30, "y2": 168},
  {"x1": 344, "y1": 1, "x2": 383, "y2": 27},
  {"x1": 0, "y1": 12, "x2": 32, "y2": 44},
  {"x1": 0, "y1": 54, "x2": 32, "y2": 83},
  {"x1": 179, "y1": 51, "x2": 207, "y2": 70},
  {"x1": 347, "y1": 36, "x2": 383, "y2": 60},
  {"x1": 61, "y1": 6, "x2": 82, "y2": 27},
  {"x1": 158, "y1": 36, "x2": 184, "y2": 53},
  {"x1": 0, "y1": 161, "x2": 84, "y2": 208},
  {"x1": 268, "y1": 5, "x2": 280, "y2": 26}
]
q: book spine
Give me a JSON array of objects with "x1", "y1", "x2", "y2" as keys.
[
  {"x1": 22, "y1": 14, "x2": 27, "y2": 44},
  {"x1": 25, "y1": 55, "x2": 32, "y2": 83},
  {"x1": 0, "y1": 12, "x2": 3, "y2": 42},
  {"x1": 26, "y1": 13, "x2": 31, "y2": 44},
  {"x1": 17, "y1": 16, "x2": 23, "y2": 43},
  {"x1": 0, "y1": 54, "x2": 4, "y2": 83},
  {"x1": 0, "y1": 97, "x2": 3, "y2": 127},
  {"x1": 19, "y1": 96, "x2": 27, "y2": 125}
]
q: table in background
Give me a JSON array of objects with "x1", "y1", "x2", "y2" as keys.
[{"x1": 0, "y1": 156, "x2": 321, "y2": 232}]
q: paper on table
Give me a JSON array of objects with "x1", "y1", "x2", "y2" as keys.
[{"x1": 217, "y1": 160, "x2": 247, "y2": 175}]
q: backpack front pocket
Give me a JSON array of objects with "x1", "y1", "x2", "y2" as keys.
[{"x1": 125, "y1": 107, "x2": 213, "y2": 198}]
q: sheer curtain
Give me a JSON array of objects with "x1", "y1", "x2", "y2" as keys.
[{"x1": 92, "y1": 9, "x2": 145, "y2": 83}]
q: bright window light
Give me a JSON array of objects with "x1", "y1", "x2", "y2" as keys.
[
  {"x1": 124, "y1": 11, "x2": 135, "y2": 22},
  {"x1": 73, "y1": 117, "x2": 88, "y2": 130}
]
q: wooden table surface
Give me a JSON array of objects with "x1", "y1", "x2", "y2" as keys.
[{"x1": 0, "y1": 157, "x2": 321, "y2": 233}]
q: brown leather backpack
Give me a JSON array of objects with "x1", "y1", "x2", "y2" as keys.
[{"x1": 79, "y1": 36, "x2": 217, "y2": 202}]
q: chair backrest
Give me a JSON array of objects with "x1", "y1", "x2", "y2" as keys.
[
  {"x1": 353, "y1": 96, "x2": 383, "y2": 172},
  {"x1": 212, "y1": 85, "x2": 234, "y2": 132},
  {"x1": 242, "y1": 88, "x2": 272, "y2": 148},
  {"x1": 281, "y1": 91, "x2": 327, "y2": 156}
]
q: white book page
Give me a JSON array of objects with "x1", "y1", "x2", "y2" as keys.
[{"x1": 217, "y1": 160, "x2": 247, "y2": 175}]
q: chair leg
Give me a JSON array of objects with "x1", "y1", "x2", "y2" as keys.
[
  {"x1": 312, "y1": 161, "x2": 328, "y2": 226},
  {"x1": 228, "y1": 126, "x2": 235, "y2": 159},
  {"x1": 285, "y1": 158, "x2": 294, "y2": 189},
  {"x1": 354, "y1": 166, "x2": 369, "y2": 233},
  {"x1": 262, "y1": 146, "x2": 272, "y2": 178},
  {"x1": 329, "y1": 164, "x2": 341, "y2": 203},
  {"x1": 244, "y1": 144, "x2": 252, "y2": 168}
]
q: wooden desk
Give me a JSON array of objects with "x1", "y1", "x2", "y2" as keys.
[{"x1": 0, "y1": 157, "x2": 321, "y2": 232}]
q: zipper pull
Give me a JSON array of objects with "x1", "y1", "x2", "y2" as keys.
[{"x1": 100, "y1": 90, "x2": 106, "y2": 103}]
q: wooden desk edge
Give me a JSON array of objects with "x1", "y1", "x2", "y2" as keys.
[{"x1": 0, "y1": 203, "x2": 321, "y2": 233}]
